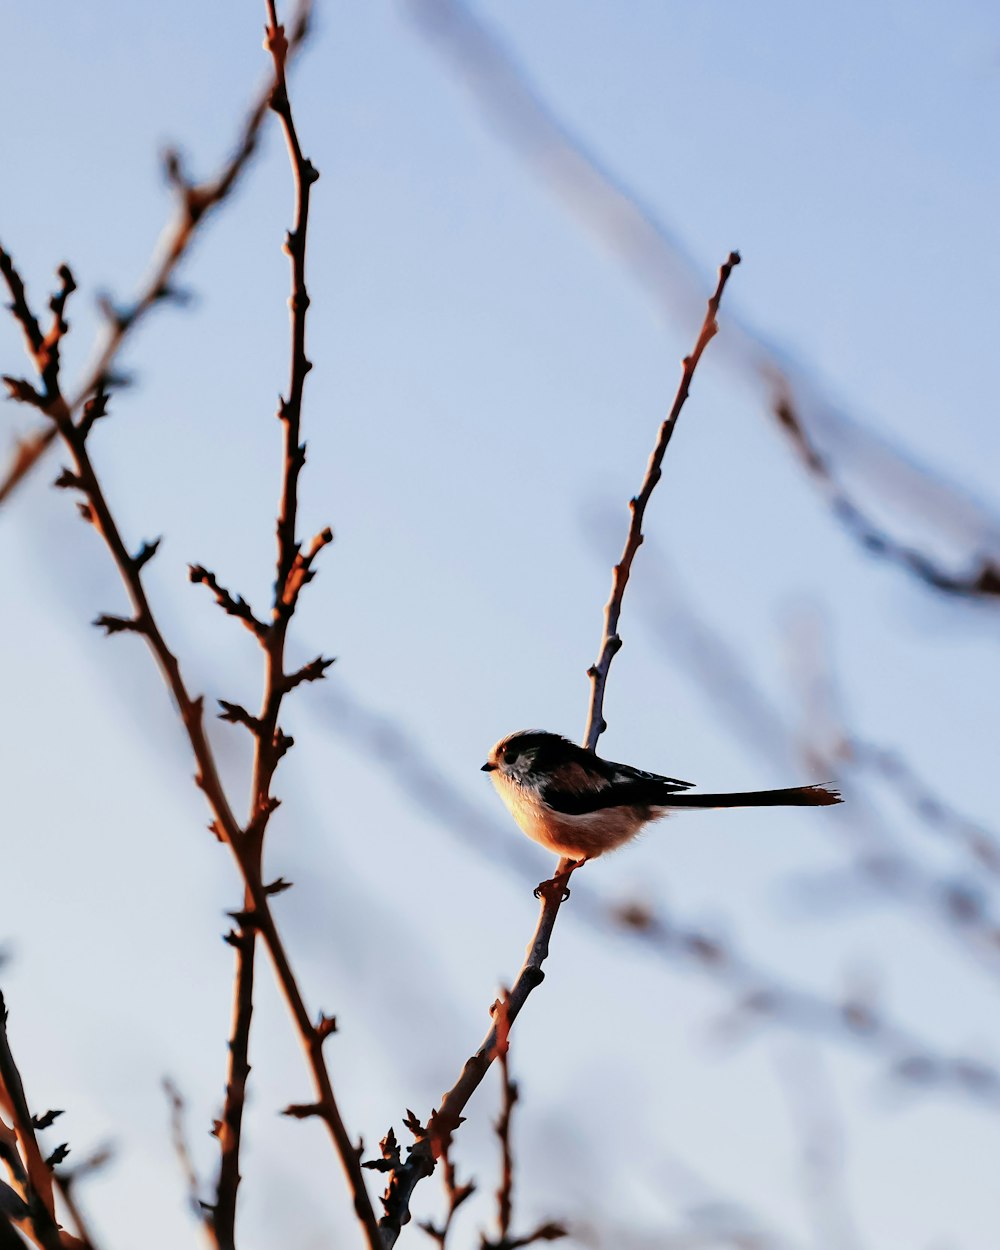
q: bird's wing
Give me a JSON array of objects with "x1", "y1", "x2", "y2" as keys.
[
  {"x1": 619, "y1": 763, "x2": 694, "y2": 790},
  {"x1": 540, "y1": 775, "x2": 691, "y2": 816}
]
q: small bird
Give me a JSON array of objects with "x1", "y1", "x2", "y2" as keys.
[{"x1": 482, "y1": 729, "x2": 841, "y2": 865}]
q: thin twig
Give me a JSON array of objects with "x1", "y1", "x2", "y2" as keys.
[
  {"x1": 584, "y1": 251, "x2": 740, "y2": 748},
  {"x1": 377, "y1": 254, "x2": 738, "y2": 1244},
  {"x1": 213, "y1": 6, "x2": 331, "y2": 1246}
]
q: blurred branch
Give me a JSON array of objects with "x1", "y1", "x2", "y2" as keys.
[
  {"x1": 627, "y1": 550, "x2": 1000, "y2": 990},
  {"x1": 846, "y1": 739, "x2": 1000, "y2": 884},
  {"x1": 0, "y1": 0, "x2": 313, "y2": 507},
  {"x1": 376, "y1": 256, "x2": 737, "y2": 1242},
  {"x1": 163, "y1": 1079, "x2": 208, "y2": 1226},
  {"x1": 418, "y1": 1137, "x2": 475, "y2": 1247},
  {"x1": 405, "y1": 0, "x2": 1000, "y2": 603},
  {"x1": 783, "y1": 611, "x2": 1000, "y2": 988},
  {"x1": 480, "y1": 995, "x2": 565, "y2": 1250},
  {"x1": 774, "y1": 1046, "x2": 867, "y2": 1250}
]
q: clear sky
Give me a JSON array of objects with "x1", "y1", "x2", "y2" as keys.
[{"x1": 2, "y1": 2, "x2": 1000, "y2": 1247}]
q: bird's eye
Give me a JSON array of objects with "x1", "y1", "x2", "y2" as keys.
[{"x1": 503, "y1": 748, "x2": 519, "y2": 766}]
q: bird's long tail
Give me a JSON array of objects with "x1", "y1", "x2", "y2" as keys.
[{"x1": 663, "y1": 784, "x2": 841, "y2": 809}]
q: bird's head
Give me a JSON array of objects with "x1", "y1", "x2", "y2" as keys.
[{"x1": 482, "y1": 730, "x2": 569, "y2": 787}]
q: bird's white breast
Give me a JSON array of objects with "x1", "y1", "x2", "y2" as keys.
[{"x1": 490, "y1": 770, "x2": 658, "y2": 859}]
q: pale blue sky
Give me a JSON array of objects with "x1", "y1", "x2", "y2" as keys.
[{"x1": 2, "y1": 2, "x2": 1000, "y2": 1247}]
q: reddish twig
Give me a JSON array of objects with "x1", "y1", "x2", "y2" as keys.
[
  {"x1": 583, "y1": 251, "x2": 740, "y2": 748},
  {"x1": 0, "y1": 992, "x2": 80, "y2": 1250}
]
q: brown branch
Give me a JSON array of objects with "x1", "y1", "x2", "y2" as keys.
[
  {"x1": 211, "y1": 923, "x2": 255, "y2": 1247},
  {"x1": 583, "y1": 251, "x2": 740, "y2": 748},
  {"x1": 377, "y1": 256, "x2": 738, "y2": 1244},
  {"x1": 0, "y1": 992, "x2": 75, "y2": 1250},
  {"x1": 0, "y1": 1, "x2": 313, "y2": 507}
]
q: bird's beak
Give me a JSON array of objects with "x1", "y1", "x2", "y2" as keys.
[{"x1": 481, "y1": 761, "x2": 495, "y2": 772}]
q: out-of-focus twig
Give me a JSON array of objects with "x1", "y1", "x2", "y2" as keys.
[
  {"x1": 846, "y1": 739, "x2": 1000, "y2": 884},
  {"x1": 783, "y1": 610, "x2": 1000, "y2": 988},
  {"x1": 163, "y1": 1079, "x2": 207, "y2": 1224},
  {"x1": 375, "y1": 256, "x2": 737, "y2": 1243},
  {"x1": 0, "y1": 1, "x2": 312, "y2": 508},
  {"x1": 479, "y1": 994, "x2": 566, "y2": 1250},
  {"x1": 774, "y1": 1046, "x2": 867, "y2": 1250},
  {"x1": 52, "y1": 1149, "x2": 112, "y2": 1250},
  {"x1": 405, "y1": 0, "x2": 1000, "y2": 603},
  {"x1": 418, "y1": 1137, "x2": 475, "y2": 1248}
]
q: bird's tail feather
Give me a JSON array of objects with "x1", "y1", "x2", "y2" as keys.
[{"x1": 663, "y1": 784, "x2": 841, "y2": 809}]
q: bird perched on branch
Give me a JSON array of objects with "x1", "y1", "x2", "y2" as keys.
[{"x1": 482, "y1": 730, "x2": 840, "y2": 865}]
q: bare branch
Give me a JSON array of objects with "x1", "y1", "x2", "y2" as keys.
[
  {"x1": 584, "y1": 251, "x2": 740, "y2": 749},
  {"x1": 189, "y1": 565, "x2": 268, "y2": 641}
]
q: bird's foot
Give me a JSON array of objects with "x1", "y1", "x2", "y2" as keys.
[{"x1": 533, "y1": 860, "x2": 584, "y2": 903}]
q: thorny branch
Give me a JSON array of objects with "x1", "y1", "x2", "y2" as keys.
[
  {"x1": 406, "y1": 0, "x2": 1000, "y2": 603},
  {"x1": 0, "y1": 5, "x2": 381, "y2": 1247},
  {"x1": 0, "y1": 1, "x2": 312, "y2": 508},
  {"x1": 0, "y1": 990, "x2": 83, "y2": 1250},
  {"x1": 374, "y1": 255, "x2": 738, "y2": 1243}
]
